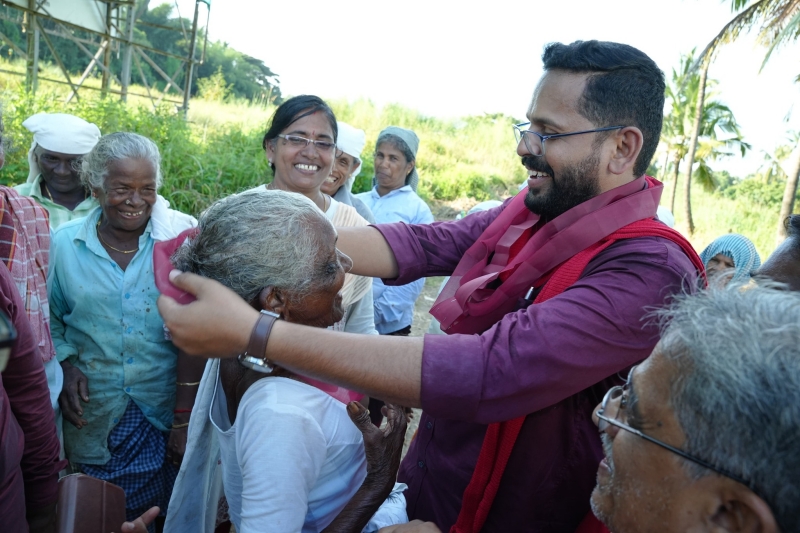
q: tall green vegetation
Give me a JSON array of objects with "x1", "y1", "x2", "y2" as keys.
[
  {"x1": 700, "y1": 0, "x2": 800, "y2": 242},
  {"x1": 661, "y1": 50, "x2": 748, "y2": 235},
  {"x1": 0, "y1": 1, "x2": 281, "y2": 103},
  {"x1": 662, "y1": 52, "x2": 748, "y2": 212},
  {"x1": 0, "y1": 84, "x2": 524, "y2": 217}
]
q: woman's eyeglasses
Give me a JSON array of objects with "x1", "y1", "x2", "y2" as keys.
[{"x1": 277, "y1": 134, "x2": 336, "y2": 154}]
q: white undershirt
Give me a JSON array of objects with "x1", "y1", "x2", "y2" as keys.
[{"x1": 210, "y1": 372, "x2": 367, "y2": 533}]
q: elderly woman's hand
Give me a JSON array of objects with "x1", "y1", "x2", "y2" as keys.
[
  {"x1": 321, "y1": 402, "x2": 409, "y2": 533},
  {"x1": 166, "y1": 412, "x2": 190, "y2": 467},
  {"x1": 157, "y1": 270, "x2": 258, "y2": 358},
  {"x1": 346, "y1": 401, "x2": 408, "y2": 489},
  {"x1": 59, "y1": 361, "x2": 89, "y2": 429},
  {"x1": 120, "y1": 506, "x2": 160, "y2": 532}
]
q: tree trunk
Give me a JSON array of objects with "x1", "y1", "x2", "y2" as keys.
[
  {"x1": 669, "y1": 152, "x2": 681, "y2": 213},
  {"x1": 776, "y1": 141, "x2": 800, "y2": 243},
  {"x1": 681, "y1": 59, "x2": 709, "y2": 235}
]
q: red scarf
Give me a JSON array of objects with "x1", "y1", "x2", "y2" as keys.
[
  {"x1": 431, "y1": 176, "x2": 670, "y2": 334},
  {"x1": 449, "y1": 218, "x2": 705, "y2": 533}
]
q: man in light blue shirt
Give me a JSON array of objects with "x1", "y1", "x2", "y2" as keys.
[{"x1": 356, "y1": 126, "x2": 434, "y2": 335}]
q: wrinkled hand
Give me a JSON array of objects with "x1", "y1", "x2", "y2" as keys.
[
  {"x1": 59, "y1": 361, "x2": 89, "y2": 429},
  {"x1": 346, "y1": 401, "x2": 408, "y2": 488},
  {"x1": 165, "y1": 413, "x2": 189, "y2": 467},
  {"x1": 157, "y1": 270, "x2": 258, "y2": 358},
  {"x1": 377, "y1": 520, "x2": 442, "y2": 533},
  {"x1": 120, "y1": 506, "x2": 160, "y2": 532}
]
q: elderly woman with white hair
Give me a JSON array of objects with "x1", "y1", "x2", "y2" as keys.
[
  {"x1": 48, "y1": 132, "x2": 200, "y2": 527},
  {"x1": 162, "y1": 190, "x2": 407, "y2": 533}
]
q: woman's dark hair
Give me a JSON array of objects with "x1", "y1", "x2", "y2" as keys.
[
  {"x1": 375, "y1": 133, "x2": 414, "y2": 164},
  {"x1": 261, "y1": 95, "x2": 338, "y2": 152},
  {"x1": 542, "y1": 40, "x2": 665, "y2": 177}
]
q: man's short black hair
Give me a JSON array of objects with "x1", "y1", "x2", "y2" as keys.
[{"x1": 542, "y1": 40, "x2": 665, "y2": 177}]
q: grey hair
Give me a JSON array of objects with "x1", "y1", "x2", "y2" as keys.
[
  {"x1": 172, "y1": 189, "x2": 335, "y2": 304},
  {"x1": 80, "y1": 132, "x2": 163, "y2": 190},
  {"x1": 654, "y1": 285, "x2": 800, "y2": 532},
  {"x1": 375, "y1": 133, "x2": 414, "y2": 164}
]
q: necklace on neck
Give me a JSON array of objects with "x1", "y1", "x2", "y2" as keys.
[
  {"x1": 42, "y1": 182, "x2": 54, "y2": 202},
  {"x1": 96, "y1": 219, "x2": 139, "y2": 254}
]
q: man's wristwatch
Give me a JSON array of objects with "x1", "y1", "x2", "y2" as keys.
[{"x1": 237, "y1": 310, "x2": 280, "y2": 373}]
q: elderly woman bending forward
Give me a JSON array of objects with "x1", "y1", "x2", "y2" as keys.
[
  {"x1": 164, "y1": 190, "x2": 407, "y2": 533},
  {"x1": 49, "y1": 132, "x2": 200, "y2": 524}
]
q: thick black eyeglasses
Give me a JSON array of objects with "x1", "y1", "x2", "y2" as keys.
[
  {"x1": 513, "y1": 122, "x2": 623, "y2": 157},
  {"x1": 596, "y1": 366, "x2": 759, "y2": 496}
]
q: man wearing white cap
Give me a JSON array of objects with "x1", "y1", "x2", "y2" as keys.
[
  {"x1": 321, "y1": 121, "x2": 375, "y2": 224},
  {"x1": 14, "y1": 113, "x2": 101, "y2": 229}
]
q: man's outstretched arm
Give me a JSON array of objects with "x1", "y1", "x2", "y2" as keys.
[
  {"x1": 335, "y1": 226, "x2": 399, "y2": 278},
  {"x1": 157, "y1": 270, "x2": 423, "y2": 407}
]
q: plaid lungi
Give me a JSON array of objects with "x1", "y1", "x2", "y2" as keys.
[{"x1": 80, "y1": 401, "x2": 178, "y2": 526}]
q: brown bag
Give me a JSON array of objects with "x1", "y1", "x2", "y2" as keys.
[{"x1": 56, "y1": 473, "x2": 127, "y2": 533}]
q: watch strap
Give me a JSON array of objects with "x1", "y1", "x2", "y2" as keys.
[{"x1": 237, "y1": 310, "x2": 280, "y2": 373}]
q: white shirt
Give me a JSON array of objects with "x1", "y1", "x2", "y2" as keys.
[{"x1": 210, "y1": 372, "x2": 367, "y2": 533}]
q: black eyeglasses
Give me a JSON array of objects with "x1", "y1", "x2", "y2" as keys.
[
  {"x1": 513, "y1": 122, "x2": 623, "y2": 157},
  {"x1": 596, "y1": 366, "x2": 760, "y2": 496}
]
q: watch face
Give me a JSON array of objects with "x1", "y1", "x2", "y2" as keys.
[
  {"x1": 0, "y1": 311, "x2": 16, "y2": 373},
  {"x1": 237, "y1": 353, "x2": 274, "y2": 374}
]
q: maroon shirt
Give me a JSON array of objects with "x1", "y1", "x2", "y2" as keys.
[
  {"x1": 374, "y1": 202, "x2": 698, "y2": 532},
  {"x1": 0, "y1": 265, "x2": 63, "y2": 531}
]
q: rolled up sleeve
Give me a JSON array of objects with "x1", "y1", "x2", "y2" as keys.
[{"x1": 372, "y1": 200, "x2": 507, "y2": 285}]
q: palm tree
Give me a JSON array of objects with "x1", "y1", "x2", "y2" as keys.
[
  {"x1": 699, "y1": 0, "x2": 800, "y2": 240},
  {"x1": 661, "y1": 51, "x2": 749, "y2": 233}
]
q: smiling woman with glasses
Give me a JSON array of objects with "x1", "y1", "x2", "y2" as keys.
[{"x1": 253, "y1": 95, "x2": 378, "y2": 338}]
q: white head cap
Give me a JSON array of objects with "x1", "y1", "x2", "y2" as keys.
[
  {"x1": 336, "y1": 121, "x2": 366, "y2": 192},
  {"x1": 23, "y1": 113, "x2": 101, "y2": 183}
]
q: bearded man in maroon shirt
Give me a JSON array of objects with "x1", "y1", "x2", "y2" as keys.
[{"x1": 157, "y1": 40, "x2": 703, "y2": 533}]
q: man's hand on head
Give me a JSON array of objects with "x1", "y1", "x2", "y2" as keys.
[{"x1": 157, "y1": 270, "x2": 258, "y2": 358}]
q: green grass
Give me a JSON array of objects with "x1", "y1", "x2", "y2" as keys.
[
  {"x1": 0, "y1": 56, "x2": 788, "y2": 260},
  {"x1": 662, "y1": 178, "x2": 781, "y2": 259}
]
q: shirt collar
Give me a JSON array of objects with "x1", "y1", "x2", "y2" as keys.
[
  {"x1": 373, "y1": 185, "x2": 412, "y2": 198},
  {"x1": 29, "y1": 174, "x2": 99, "y2": 211}
]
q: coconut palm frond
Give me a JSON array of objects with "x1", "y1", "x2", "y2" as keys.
[
  {"x1": 760, "y1": 7, "x2": 800, "y2": 68},
  {"x1": 692, "y1": 0, "x2": 773, "y2": 71}
]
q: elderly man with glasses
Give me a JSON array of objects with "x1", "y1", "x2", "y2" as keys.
[
  {"x1": 158, "y1": 40, "x2": 704, "y2": 533},
  {"x1": 591, "y1": 285, "x2": 800, "y2": 533}
]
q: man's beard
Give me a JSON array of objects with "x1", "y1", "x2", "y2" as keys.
[{"x1": 522, "y1": 153, "x2": 601, "y2": 220}]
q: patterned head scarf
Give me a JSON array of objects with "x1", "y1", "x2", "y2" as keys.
[
  {"x1": 699, "y1": 234, "x2": 761, "y2": 282},
  {"x1": 374, "y1": 126, "x2": 419, "y2": 192}
]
